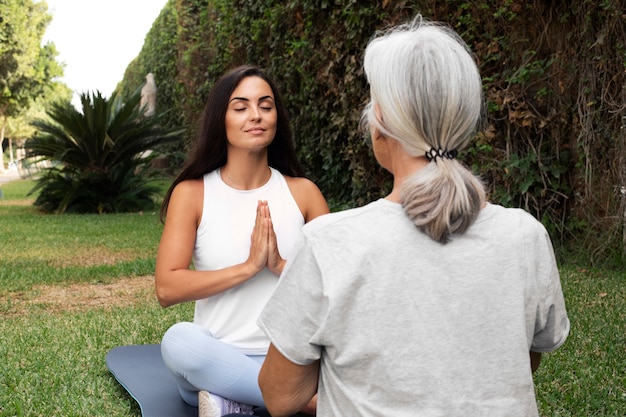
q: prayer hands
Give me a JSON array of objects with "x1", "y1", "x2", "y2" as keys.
[{"x1": 248, "y1": 200, "x2": 286, "y2": 276}]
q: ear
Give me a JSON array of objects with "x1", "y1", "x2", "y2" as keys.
[
  {"x1": 370, "y1": 125, "x2": 386, "y2": 142},
  {"x1": 370, "y1": 103, "x2": 387, "y2": 141}
]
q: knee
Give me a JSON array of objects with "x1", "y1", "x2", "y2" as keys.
[
  {"x1": 163, "y1": 321, "x2": 200, "y2": 341},
  {"x1": 161, "y1": 322, "x2": 207, "y2": 371}
]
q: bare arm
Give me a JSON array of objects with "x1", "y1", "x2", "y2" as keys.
[
  {"x1": 156, "y1": 176, "x2": 328, "y2": 307},
  {"x1": 286, "y1": 177, "x2": 330, "y2": 223},
  {"x1": 258, "y1": 344, "x2": 319, "y2": 417},
  {"x1": 154, "y1": 180, "x2": 266, "y2": 307}
]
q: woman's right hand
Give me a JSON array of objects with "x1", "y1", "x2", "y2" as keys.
[
  {"x1": 266, "y1": 202, "x2": 286, "y2": 276},
  {"x1": 248, "y1": 200, "x2": 285, "y2": 276},
  {"x1": 247, "y1": 200, "x2": 271, "y2": 274},
  {"x1": 156, "y1": 180, "x2": 262, "y2": 307}
]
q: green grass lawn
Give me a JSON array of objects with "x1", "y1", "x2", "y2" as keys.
[
  {"x1": 0, "y1": 179, "x2": 193, "y2": 416},
  {"x1": 0, "y1": 179, "x2": 624, "y2": 416}
]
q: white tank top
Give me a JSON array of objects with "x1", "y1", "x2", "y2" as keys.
[{"x1": 193, "y1": 167, "x2": 304, "y2": 354}]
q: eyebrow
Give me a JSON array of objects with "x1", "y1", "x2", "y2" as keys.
[{"x1": 229, "y1": 95, "x2": 274, "y2": 103}]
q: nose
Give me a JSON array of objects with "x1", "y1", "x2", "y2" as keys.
[{"x1": 249, "y1": 106, "x2": 261, "y2": 121}]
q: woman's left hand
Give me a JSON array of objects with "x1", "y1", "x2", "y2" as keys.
[{"x1": 261, "y1": 200, "x2": 286, "y2": 276}]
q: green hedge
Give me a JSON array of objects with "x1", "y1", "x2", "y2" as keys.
[{"x1": 119, "y1": 0, "x2": 625, "y2": 269}]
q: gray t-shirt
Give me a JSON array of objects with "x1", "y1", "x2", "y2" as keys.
[{"x1": 258, "y1": 200, "x2": 569, "y2": 417}]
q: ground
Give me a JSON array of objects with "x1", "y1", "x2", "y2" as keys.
[
  {"x1": 0, "y1": 185, "x2": 157, "y2": 317},
  {"x1": 1, "y1": 276, "x2": 155, "y2": 317}
]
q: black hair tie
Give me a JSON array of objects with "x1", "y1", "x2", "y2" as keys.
[{"x1": 425, "y1": 147, "x2": 458, "y2": 163}]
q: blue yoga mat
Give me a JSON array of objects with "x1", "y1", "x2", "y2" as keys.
[
  {"x1": 106, "y1": 344, "x2": 197, "y2": 417},
  {"x1": 106, "y1": 344, "x2": 311, "y2": 417}
]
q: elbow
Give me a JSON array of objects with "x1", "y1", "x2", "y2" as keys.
[
  {"x1": 259, "y1": 378, "x2": 315, "y2": 417},
  {"x1": 259, "y1": 347, "x2": 319, "y2": 416},
  {"x1": 262, "y1": 397, "x2": 298, "y2": 417},
  {"x1": 265, "y1": 405, "x2": 293, "y2": 417},
  {"x1": 258, "y1": 372, "x2": 277, "y2": 413},
  {"x1": 156, "y1": 293, "x2": 173, "y2": 308},
  {"x1": 263, "y1": 394, "x2": 311, "y2": 417},
  {"x1": 259, "y1": 373, "x2": 298, "y2": 417},
  {"x1": 154, "y1": 275, "x2": 175, "y2": 308},
  {"x1": 155, "y1": 287, "x2": 172, "y2": 308}
]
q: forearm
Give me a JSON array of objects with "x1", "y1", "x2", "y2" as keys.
[
  {"x1": 300, "y1": 394, "x2": 318, "y2": 415},
  {"x1": 259, "y1": 345, "x2": 319, "y2": 417},
  {"x1": 260, "y1": 372, "x2": 318, "y2": 417},
  {"x1": 155, "y1": 262, "x2": 258, "y2": 307}
]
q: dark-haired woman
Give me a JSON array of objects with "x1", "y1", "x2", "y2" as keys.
[{"x1": 155, "y1": 65, "x2": 328, "y2": 416}]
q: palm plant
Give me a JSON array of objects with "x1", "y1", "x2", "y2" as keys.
[{"x1": 25, "y1": 89, "x2": 185, "y2": 213}]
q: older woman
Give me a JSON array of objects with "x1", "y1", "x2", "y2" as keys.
[{"x1": 258, "y1": 17, "x2": 569, "y2": 417}]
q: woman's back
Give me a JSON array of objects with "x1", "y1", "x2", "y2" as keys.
[
  {"x1": 257, "y1": 17, "x2": 569, "y2": 417},
  {"x1": 261, "y1": 199, "x2": 569, "y2": 416}
]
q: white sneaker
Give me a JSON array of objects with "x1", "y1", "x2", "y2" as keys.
[
  {"x1": 198, "y1": 390, "x2": 255, "y2": 416},
  {"x1": 198, "y1": 390, "x2": 221, "y2": 417},
  {"x1": 223, "y1": 398, "x2": 254, "y2": 415}
]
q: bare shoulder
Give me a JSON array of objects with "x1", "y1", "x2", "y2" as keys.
[
  {"x1": 168, "y1": 178, "x2": 204, "y2": 226},
  {"x1": 284, "y1": 175, "x2": 319, "y2": 192},
  {"x1": 172, "y1": 177, "x2": 204, "y2": 198},
  {"x1": 284, "y1": 176, "x2": 323, "y2": 202},
  {"x1": 284, "y1": 176, "x2": 329, "y2": 222}
]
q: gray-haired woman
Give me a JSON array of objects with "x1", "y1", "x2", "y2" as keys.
[{"x1": 257, "y1": 16, "x2": 570, "y2": 417}]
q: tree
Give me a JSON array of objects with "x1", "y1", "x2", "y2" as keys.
[
  {"x1": 25, "y1": 88, "x2": 185, "y2": 214},
  {"x1": 0, "y1": 0, "x2": 63, "y2": 171},
  {"x1": 3, "y1": 83, "x2": 72, "y2": 169}
]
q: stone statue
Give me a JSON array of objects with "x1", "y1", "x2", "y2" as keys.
[{"x1": 140, "y1": 73, "x2": 157, "y2": 117}]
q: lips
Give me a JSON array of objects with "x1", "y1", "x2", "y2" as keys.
[{"x1": 246, "y1": 127, "x2": 266, "y2": 134}]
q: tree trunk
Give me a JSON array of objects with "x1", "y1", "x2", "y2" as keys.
[
  {"x1": 0, "y1": 122, "x2": 5, "y2": 173},
  {"x1": 622, "y1": 80, "x2": 626, "y2": 259},
  {"x1": 8, "y1": 136, "x2": 14, "y2": 166}
]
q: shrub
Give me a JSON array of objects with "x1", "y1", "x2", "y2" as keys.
[{"x1": 25, "y1": 89, "x2": 185, "y2": 213}]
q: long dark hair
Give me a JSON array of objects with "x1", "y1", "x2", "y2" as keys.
[{"x1": 160, "y1": 65, "x2": 304, "y2": 222}]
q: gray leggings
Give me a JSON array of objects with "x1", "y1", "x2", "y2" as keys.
[{"x1": 161, "y1": 321, "x2": 266, "y2": 407}]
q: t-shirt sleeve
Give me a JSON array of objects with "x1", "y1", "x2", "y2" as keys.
[
  {"x1": 530, "y1": 224, "x2": 570, "y2": 352},
  {"x1": 258, "y1": 233, "x2": 326, "y2": 365}
]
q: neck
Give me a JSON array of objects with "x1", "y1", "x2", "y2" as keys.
[
  {"x1": 219, "y1": 156, "x2": 271, "y2": 190},
  {"x1": 386, "y1": 154, "x2": 430, "y2": 203}
]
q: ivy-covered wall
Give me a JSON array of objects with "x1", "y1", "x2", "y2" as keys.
[{"x1": 119, "y1": 0, "x2": 625, "y2": 268}]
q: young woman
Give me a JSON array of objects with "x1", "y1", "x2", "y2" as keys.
[{"x1": 155, "y1": 65, "x2": 328, "y2": 416}]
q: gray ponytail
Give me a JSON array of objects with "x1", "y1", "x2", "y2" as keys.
[{"x1": 363, "y1": 16, "x2": 486, "y2": 242}]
